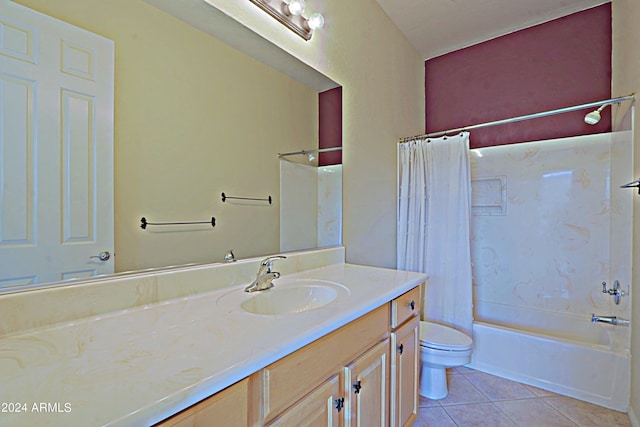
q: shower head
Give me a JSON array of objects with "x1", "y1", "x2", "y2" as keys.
[
  {"x1": 278, "y1": 147, "x2": 341, "y2": 162},
  {"x1": 584, "y1": 110, "x2": 601, "y2": 125},
  {"x1": 584, "y1": 104, "x2": 608, "y2": 125}
]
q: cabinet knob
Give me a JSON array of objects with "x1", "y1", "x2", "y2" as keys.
[
  {"x1": 353, "y1": 380, "x2": 362, "y2": 394},
  {"x1": 408, "y1": 300, "x2": 415, "y2": 310},
  {"x1": 334, "y1": 397, "x2": 344, "y2": 412},
  {"x1": 397, "y1": 344, "x2": 404, "y2": 355}
]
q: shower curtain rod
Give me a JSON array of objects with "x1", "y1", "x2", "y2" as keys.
[
  {"x1": 398, "y1": 94, "x2": 635, "y2": 143},
  {"x1": 278, "y1": 146, "x2": 342, "y2": 158}
]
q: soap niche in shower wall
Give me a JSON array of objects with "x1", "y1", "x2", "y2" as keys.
[{"x1": 471, "y1": 176, "x2": 507, "y2": 216}]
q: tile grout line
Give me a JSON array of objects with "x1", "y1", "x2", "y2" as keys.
[
  {"x1": 417, "y1": 368, "x2": 631, "y2": 427},
  {"x1": 448, "y1": 369, "x2": 580, "y2": 427},
  {"x1": 441, "y1": 371, "x2": 505, "y2": 426},
  {"x1": 537, "y1": 397, "x2": 583, "y2": 427}
]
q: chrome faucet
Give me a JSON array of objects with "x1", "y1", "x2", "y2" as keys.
[
  {"x1": 244, "y1": 255, "x2": 287, "y2": 292},
  {"x1": 591, "y1": 314, "x2": 630, "y2": 327},
  {"x1": 224, "y1": 249, "x2": 236, "y2": 262}
]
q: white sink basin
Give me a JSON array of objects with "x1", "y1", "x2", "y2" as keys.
[
  {"x1": 241, "y1": 284, "x2": 336, "y2": 315},
  {"x1": 217, "y1": 278, "x2": 349, "y2": 315}
]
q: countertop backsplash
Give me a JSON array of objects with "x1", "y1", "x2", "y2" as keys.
[{"x1": 0, "y1": 246, "x2": 345, "y2": 337}]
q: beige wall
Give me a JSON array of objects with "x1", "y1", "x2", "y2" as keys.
[
  {"x1": 612, "y1": 0, "x2": 639, "y2": 421},
  {"x1": 204, "y1": 0, "x2": 426, "y2": 268},
  {"x1": 13, "y1": 0, "x2": 319, "y2": 272},
  {"x1": 11, "y1": 0, "x2": 635, "y2": 416}
]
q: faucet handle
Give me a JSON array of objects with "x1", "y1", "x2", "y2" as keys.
[
  {"x1": 224, "y1": 249, "x2": 236, "y2": 262},
  {"x1": 260, "y1": 255, "x2": 287, "y2": 267}
]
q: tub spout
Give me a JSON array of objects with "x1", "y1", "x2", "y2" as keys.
[{"x1": 591, "y1": 314, "x2": 630, "y2": 327}]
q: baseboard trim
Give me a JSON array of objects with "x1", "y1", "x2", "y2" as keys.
[{"x1": 630, "y1": 405, "x2": 639, "y2": 427}]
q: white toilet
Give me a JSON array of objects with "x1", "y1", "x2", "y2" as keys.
[{"x1": 419, "y1": 321, "x2": 473, "y2": 399}]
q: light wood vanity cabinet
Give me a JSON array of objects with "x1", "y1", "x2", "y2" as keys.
[
  {"x1": 346, "y1": 338, "x2": 391, "y2": 426},
  {"x1": 390, "y1": 286, "x2": 420, "y2": 329},
  {"x1": 391, "y1": 316, "x2": 420, "y2": 427},
  {"x1": 156, "y1": 285, "x2": 421, "y2": 427},
  {"x1": 157, "y1": 378, "x2": 249, "y2": 427},
  {"x1": 264, "y1": 373, "x2": 343, "y2": 427},
  {"x1": 390, "y1": 287, "x2": 421, "y2": 427},
  {"x1": 258, "y1": 304, "x2": 390, "y2": 424}
]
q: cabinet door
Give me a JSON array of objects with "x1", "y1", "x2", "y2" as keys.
[
  {"x1": 266, "y1": 373, "x2": 344, "y2": 427},
  {"x1": 346, "y1": 338, "x2": 390, "y2": 427},
  {"x1": 390, "y1": 316, "x2": 419, "y2": 427},
  {"x1": 156, "y1": 378, "x2": 248, "y2": 427},
  {"x1": 260, "y1": 305, "x2": 389, "y2": 422}
]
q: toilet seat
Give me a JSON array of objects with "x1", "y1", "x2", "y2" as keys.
[{"x1": 420, "y1": 322, "x2": 472, "y2": 352}]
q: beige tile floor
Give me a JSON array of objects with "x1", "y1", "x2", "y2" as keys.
[{"x1": 415, "y1": 367, "x2": 632, "y2": 427}]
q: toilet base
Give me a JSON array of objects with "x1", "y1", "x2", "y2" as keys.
[{"x1": 419, "y1": 365, "x2": 448, "y2": 400}]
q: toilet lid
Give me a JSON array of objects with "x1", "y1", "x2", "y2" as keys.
[{"x1": 420, "y1": 322, "x2": 472, "y2": 351}]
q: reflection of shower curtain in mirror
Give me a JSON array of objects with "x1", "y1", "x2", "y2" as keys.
[{"x1": 397, "y1": 133, "x2": 473, "y2": 334}]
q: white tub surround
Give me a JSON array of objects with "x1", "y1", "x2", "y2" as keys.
[
  {"x1": 470, "y1": 133, "x2": 632, "y2": 352},
  {"x1": 469, "y1": 132, "x2": 633, "y2": 412},
  {"x1": 0, "y1": 249, "x2": 426, "y2": 426}
]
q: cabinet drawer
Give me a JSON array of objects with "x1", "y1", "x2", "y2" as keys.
[
  {"x1": 260, "y1": 304, "x2": 390, "y2": 423},
  {"x1": 390, "y1": 286, "x2": 420, "y2": 329}
]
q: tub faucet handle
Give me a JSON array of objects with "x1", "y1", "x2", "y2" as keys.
[
  {"x1": 601, "y1": 280, "x2": 625, "y2": 305},
  {"x1": 592, "y1": 313, "x2": 630, "y2": 327}
]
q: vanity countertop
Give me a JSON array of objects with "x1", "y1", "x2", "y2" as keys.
[{"x1": 0, "y1": 263, "x2": 426, "y2": 427}]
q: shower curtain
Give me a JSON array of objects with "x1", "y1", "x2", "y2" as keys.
[{"x1": 397, "y1": 132, "x2": 473, "y2": 335}]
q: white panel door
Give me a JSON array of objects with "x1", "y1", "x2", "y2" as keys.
[{"x1": 0, "y1": 0, "x2": 114, "y2": 288}]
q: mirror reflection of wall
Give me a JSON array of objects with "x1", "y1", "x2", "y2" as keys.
[
  {"x1": 279, "y1": 86, "x2": 343, "y2": 252},
  {"x1": 279, "y1": 161, "x2": 342, "y2": 251},
  {"x1": 2, "y1": 0, "x2": 342, "y2": 292},
  {"x1": 319, "y1": 87, "x2": 343, "y2": 167}
]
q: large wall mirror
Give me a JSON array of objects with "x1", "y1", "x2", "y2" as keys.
[{"x1": 0, "y1": 0, "x2": 342, "y2": 293}]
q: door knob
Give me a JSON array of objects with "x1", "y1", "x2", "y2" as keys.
[{"x1": 90, "y1": 251, "x2": 111, "y2": 261}]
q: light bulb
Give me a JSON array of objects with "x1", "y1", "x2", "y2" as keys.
[
  {"x1": 306, "y1": 12, "x2": 324, "y2": 30},
  {"x1": 288, "y1": 0, "x2": 305, "y2": 15}
]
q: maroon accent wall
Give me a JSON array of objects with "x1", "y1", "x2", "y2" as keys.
[
  {"x1": 425, "y1": 4, "x2": 612, "y2": 149},
  {"x1": 319, "y1": 86, "x2": 342, "y2": 166}
]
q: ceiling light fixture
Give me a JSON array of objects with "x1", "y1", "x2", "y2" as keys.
[{"x1": 250, "y1": 0, "x2": 324, "y2": 41}]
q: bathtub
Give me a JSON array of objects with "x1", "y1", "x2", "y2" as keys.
[{"x1": 467, "y1": 321, "x2": 630, "y2": 412}]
